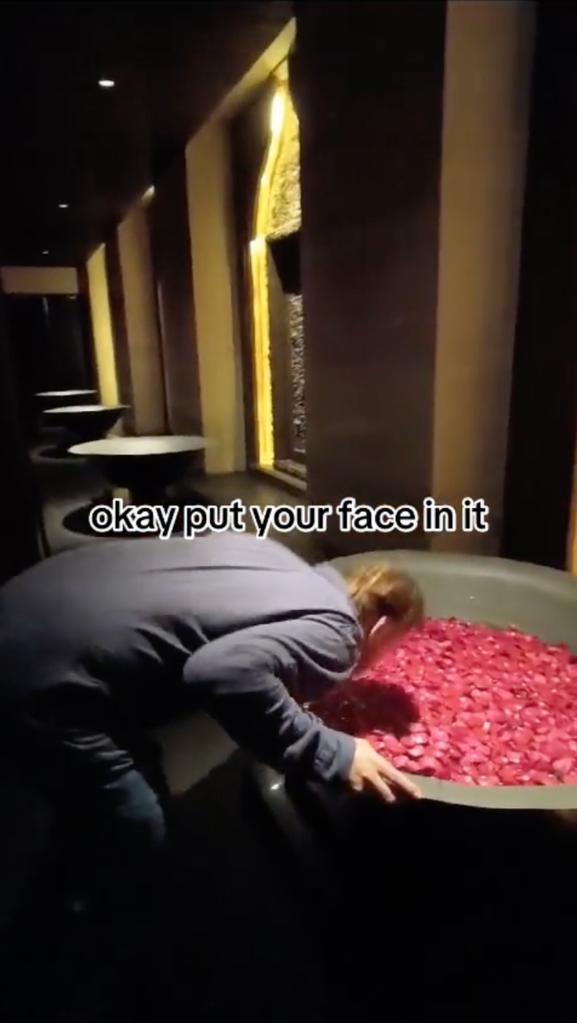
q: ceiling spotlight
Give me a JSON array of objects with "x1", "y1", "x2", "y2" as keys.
[
  {"x1": 42, "y1": 249, "x2": 50, "y2": 256},
  {"x1": 58, "y1": 203, "x2": 69, "y2": 209},
  {"x1": 98, "y1": 78, "x2": 115, "y2": 89}
]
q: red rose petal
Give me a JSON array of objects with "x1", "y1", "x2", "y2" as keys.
[
  {"x1": 394, "y1": 756, "x2": 411, "y2": 770},
  {"x1": 309, "y1": 617, "x2": 576, "y2": 789},
  {"x1": 417, "y1": 757, "x2": 441, "y2": 777}
]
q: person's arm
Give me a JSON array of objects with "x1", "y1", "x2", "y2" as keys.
[
  {"x1": 182, "y1": 615, "x2": 359, "y2": 784},
  {"x1": 182, "y1": 615, "x2": 421, "y2": 802}
]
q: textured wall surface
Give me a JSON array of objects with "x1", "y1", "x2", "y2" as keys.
[
  {"x1": 269, "y1": 95, "x2": 301, "y2": 241},
  {"x1": 288, "y1": 293, "x2": 305, "y2": 453},
  {"x1": 267, "y1": 89, "x2": 305, "y2": 460}
]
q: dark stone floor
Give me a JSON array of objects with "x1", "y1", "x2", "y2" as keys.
[{"x1": 2, "y1": 753, "x2": 341, "y2": 1023}]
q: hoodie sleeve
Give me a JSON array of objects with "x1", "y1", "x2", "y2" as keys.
[{"x1": 182, "y1": 613, "x2": 360, "y2": 783}]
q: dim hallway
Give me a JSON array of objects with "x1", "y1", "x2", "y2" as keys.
[{"x1": 0, "y1": 3, "x2": 575, "y2": 1022}]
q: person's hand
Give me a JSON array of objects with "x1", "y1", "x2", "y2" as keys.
[{"x1": 348, "y1": 738, "x2": 422, "y2": 804}]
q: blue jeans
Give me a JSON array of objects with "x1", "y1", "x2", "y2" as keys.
[{"x1": 9, "y1": 686, "x2": 171, "y2": 902}]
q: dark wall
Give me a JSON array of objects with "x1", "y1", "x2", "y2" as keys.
[
  {"x1": 149, "y1": 156, "x2": 202, "y2": 435},
  {"x1": 5, "y1": 293, "x2": 94, "y2": 438},
  {"x1": 77, "y1": 265, "x2": 98, "y2": 399},
  {"x1": 0, "y1": 293, "x2": 42, "y2": 582},
  {"x1": 502, "y1": 2, "x2": 577, "y2": 569},
  {"x1": 295, "y1": 1, "x2": 446, "y2": 552}
]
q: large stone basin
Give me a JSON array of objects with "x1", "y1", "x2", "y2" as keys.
[
  {"x1": 254, "y1": 550, "x2": 576, "y2": 811},
  {"x1": 43, "y1": 403, "x2": 128, "y2": 441},
  {"x1": 35, "y1": 389, "x2": 97, "y2": 410},
  {"x1": 68, "y1": 434, "x2": 207, "y2": 503}
]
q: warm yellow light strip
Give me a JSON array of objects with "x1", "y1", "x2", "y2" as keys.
[
  {"x1": 249, "y1": 237, "x2": 273, "y2": 466},
  {"x1": 249, "y1": 83, "x2": 287, "y2": 468}
]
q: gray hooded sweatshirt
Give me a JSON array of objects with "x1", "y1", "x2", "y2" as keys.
[{"x1": 0, "y1": 533, "x2": 362, "y2": 783}]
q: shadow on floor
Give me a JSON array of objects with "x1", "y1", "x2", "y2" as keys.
[
  {"x1": 1, "y1": 756, "x2": 337, "y2": 1023},
  {"x1": 36, "y1": 444, "x2": 79, "y2": 460},
  {"x1": 4, "y1": 763, "x2": 575, "y2": 1023}
]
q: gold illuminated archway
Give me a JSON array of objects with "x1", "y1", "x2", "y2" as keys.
[{"x1": 248, "y1": 71, "x2": 297, "y2": 469}]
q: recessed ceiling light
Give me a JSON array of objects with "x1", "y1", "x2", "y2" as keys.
[
  {"x1": 58, "y1": 203, "x2": 69, "y2": 209},
  {"x1": 98, "y1": 78, "x2": 115, "y2": 89},
  {"x1": 42, "y1": 249, "x2": 50, "y2": 255}
]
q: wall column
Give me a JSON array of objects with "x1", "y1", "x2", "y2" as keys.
[
  {"x1": 297, "y1": 1, "x2": 446, "y2": 554},
  {"x1": 86, "y1": 245, "x2": 119, "y2": 406},
  {"x1": 502, "y1": 2, "x2": 577, "y2": 569},
  {"x1": 186, "y1": 121, "x2": 246, "y2": 473},
  {"x1": 432, "y1": 0, "x2": 535, "y2": 554},
  {"x1": 149, "y1": 157, "x2": 202, "y2": 436},
  {"x1": 298, "y1": 0, "x2": 536, "y2": 558},
  {"x1": 117, "y1": 204, "x2": 167, "y2": 435}
]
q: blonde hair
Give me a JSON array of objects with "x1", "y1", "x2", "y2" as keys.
[{"x1": 346, "y1": 562, "x2": 424, "y2": 628}]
